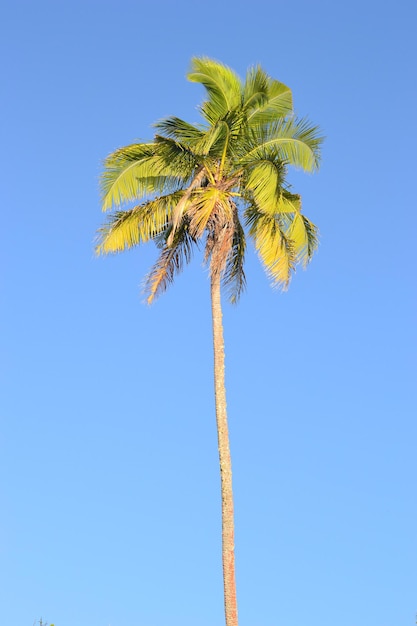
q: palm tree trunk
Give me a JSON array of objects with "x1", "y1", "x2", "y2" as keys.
[{"x1": 210, "y1": 272, "x2": 238, "y2": 626}]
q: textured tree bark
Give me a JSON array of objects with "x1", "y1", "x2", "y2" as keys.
[{"x1": 211, "y1": 272, "x2": 238, "y2": 626}]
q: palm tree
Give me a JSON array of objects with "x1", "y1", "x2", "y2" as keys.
[{"x1": 96, "y1": 57, "x2": 322, "y2": 626}]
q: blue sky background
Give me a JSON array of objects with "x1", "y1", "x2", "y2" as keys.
[{"x1": 1, "y1": 1, "x2": 416, "y2": 625}]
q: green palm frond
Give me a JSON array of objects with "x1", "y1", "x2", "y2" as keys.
[
  {"x1": 195, "y1": 121, "x2": 230, "y2": 157},
  {"x1": 188, "y1": 57, "x2": 242, "y2": 124},
  {"x1": 244, "y1": 160, "x2": 283, "y2": 213},
  {"x1": 96, "y1": 192, "x2": 182, "y2": 254},
  {"x1": 287, "y1": 213, "x2": 319, "y2": 266},
  {"x1": 101, "y1": 144, "x2": 176, "y2": 211},
  {"x1": 104, "y1": 142, "x2": 155, "y2": 162},
  {"x1": 153, "y1": 135, "x2": 201, "y2": 177},
  {"x1": 245, "y1": 206, "x2": 296, "y2": 288},
  {"x1": 145, "y1": 222, "x2": 195, "y2": 304},
  {"x1": 154, "y1": 117, "x2": 205, "y2": 143},
  {"x1": 240, "y1": 117, "x2": 322, "y2": 172},
  {"x1": 277, "y1": 190, "x2": 302, "y2": 213},
  {"x1": 242, "y1": 66, "x2": 270, "y2": 110},
  {"x1": 243, "y1": 66, "x2": 293, "y2": 124},
  {"x1": 154, "y1": 117, "x2": 231, "y2": 160}
]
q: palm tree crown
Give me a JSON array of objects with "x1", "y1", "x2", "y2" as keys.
[{"x1": 96, "y1": 57, "x2": 323, "y2": 300}]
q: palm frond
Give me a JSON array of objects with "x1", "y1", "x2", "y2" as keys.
[
  {"x1": 153, "y1": 135, "x2": 201, "y2": 177},
  {"x1": 287, "y1": 213, "x2": 319, "y2": 267},
  {"x1": 154, "y1": 117, "x2": 205, "y2": 143},
  {"x1": 240, "y1": 117, "x2": 323, "y2": 172},
  {"x1": 277, "y1": 190, "x2": 302, "y2": 213},
  {"x1": 243, "y1": 66, "x2": 293, "y2": 123},
  {"x1": 222, "y1": 210, "x2": 246, "y2": 303},
  {"x1": 96, "y1": 192, "x2": 182, "y2": 255},
  {"x1": 145, "y1": 222, "x2": 195, "y2": 303},
  {"x1": 195, "y1": 121, "x2": 230, "y2": 157},
  {"x1": 104, "y1": 142, "x2": 155, "y2": 163},
  {"x1": 101, "y1": 143, "x2": 177, "y2": 211},
  {"x1": 244, "y1": 160, "x2": 283, "y2": 213},
  {"x1": 242, "y1": 66, "x2": 269, "y2": 109},
  {"x1": 168, "y1": 168, "x2": 207, "y2": 244},
  {"x1": 188, "y1": 57, "x2": 242, "y2": 123},
  {"x1": 188, "y1": 188, "x2": 231, "y2": 239},
  {"x1": 245, "y1": 206, "x2": 296, "y2": 288},
  {"x1": 154, "y1": 117, "x2": 231, "y2": 160}
]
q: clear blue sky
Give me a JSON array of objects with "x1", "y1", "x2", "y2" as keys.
[{"x1": 2, "y1": 1, "x2": 416, "y2": 625}]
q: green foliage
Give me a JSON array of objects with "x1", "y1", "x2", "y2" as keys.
[{"x1": 97, "y1": 57, "x2": 323, "y2": 302}]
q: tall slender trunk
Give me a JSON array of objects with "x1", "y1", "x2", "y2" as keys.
[{"x1": 210, "y1": 272, "x2": 238, "y2": 626}]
